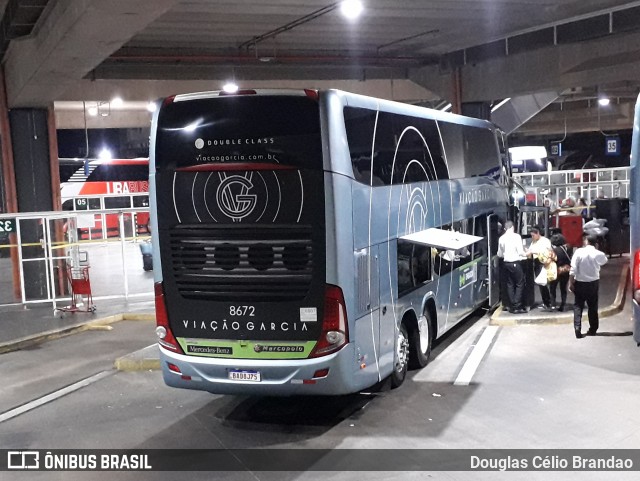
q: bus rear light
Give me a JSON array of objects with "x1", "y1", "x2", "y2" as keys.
[
  {"x1": 313, "y1": 368, "x2": 330, "y2": 379},
  {"x1": 309, "y1": 285, "x2": 349, "y2": 358},
  {"x1": 167, "y1": 363, "x2": 181, "y2": 373},
  {"x1": 634, "y1": 251, "x2": 640, "y2": 303},
  {"x1": 155, "y1": 282, "x2": 184, "y2": 354},
  {"x1": 304, "y1": 89, "x2": 319, "y2": 101}
]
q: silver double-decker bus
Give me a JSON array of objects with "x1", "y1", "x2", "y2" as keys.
[{"x1": 150, "y1": 89, "x2": 511, "y2": 395}]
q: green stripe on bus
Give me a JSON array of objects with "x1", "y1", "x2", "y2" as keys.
[{"x1": 177, "y1": 338, "x2": 317, "y2": 360}]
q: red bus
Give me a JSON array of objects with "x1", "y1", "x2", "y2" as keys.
[{"x1": 60, "y1": 158, "x2": 150, "y2": 239}]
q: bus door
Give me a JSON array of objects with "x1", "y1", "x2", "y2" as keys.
[{"x1": 487, "y1": 214, "x2": 501, "y2": 307}]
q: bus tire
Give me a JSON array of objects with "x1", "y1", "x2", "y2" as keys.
[
  {"x1": 409, "y1": 312, "x2": 433, "y2": 369},
  {"x1": 391, "y1": 322, "x2": 409, "y2": 388}
]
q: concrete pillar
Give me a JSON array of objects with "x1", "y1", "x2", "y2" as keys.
[{"x1": 8, "y1": 107, "x2": 60, "y2": 300}]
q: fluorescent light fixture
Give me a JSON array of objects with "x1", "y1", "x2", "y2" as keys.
[
  {"x1": 598, "y1": 97, "x2": 610, "y2": 106},
  {"x1": 87, "y1": 106, "x2": 98, "y2": 116},
  {"x1": 491, "y1": 98, "x2": 511, "y2": 112},
  {"x1": 98, "y1": 148, "x2": 112, "y2": 160},
  {"x1": 147, "y1": 101, "x2": 157, "y2": 113},
  {"x1": 222, "y1": 82, "x2": 239, "y2": 93},
  {"x1": 341, "y1": 0, "x2": 363, "y2": 19},
  {"x1": 111, "y1": 97, "x2": 123, "y2": 108},
  {"x1": 440, "y1": 103, "x2": 452, "y2": 112}
]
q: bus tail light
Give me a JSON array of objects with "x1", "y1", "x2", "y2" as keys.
[
  {"x1": 155, "y1": 282, "x2": 183, "y2": 354},
  {"x1": 634, "y1": 251, "x2": 640, "y2": 303},
  {"x1": 310, "y1": 285, "x2": 349, "y2": 358}
]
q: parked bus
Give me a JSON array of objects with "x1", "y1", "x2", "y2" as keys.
[
  {"x1": 150, "y1": 89, "x2": 511, "y2": 395},
  {"x1": 630, "y1": 94, "x2": 640, "y2": 345},
  {"x1": 60, "y1": 158, "x2": 150, "y2": 239}
]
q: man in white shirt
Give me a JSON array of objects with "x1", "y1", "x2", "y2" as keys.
[
  {"x1": 526, "y1": 226, "x2": 554, "y2": 311},
  {"x1": 569, "y1": 235, "x2": 608, "y2": 338},
  {"x1": 497, "y1": 220, "x2": 527, "y2": 314}
]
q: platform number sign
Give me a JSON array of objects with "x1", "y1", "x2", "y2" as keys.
[
  {"x1": 74, "y1": 197, "x2": 89, "y2": 210},
  {"x1": 606, "y1": 136, "x2": 620, "y2": 156},
  {"x1": 0, "y1": 218, "x2": 16, "y2": 233},
  {"x1": 550, "y1": 142, "x2": 562, "y2": 156}
]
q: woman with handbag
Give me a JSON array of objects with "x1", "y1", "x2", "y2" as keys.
[
  {"x1": 549, "y1": 234, "x2": 572, "y2": 311},
  {"x1": 526, "y1": 227, "x2": 555, "y2": 311}
]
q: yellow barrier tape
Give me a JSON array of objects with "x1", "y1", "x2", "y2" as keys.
[{"x1": 0, "y1": 235, "x2": 151, "y2": 250}]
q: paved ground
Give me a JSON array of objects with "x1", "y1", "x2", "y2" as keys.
[
  {"x1": 1, "y1": 297, "x2": 639, "y2": 480},
  {"x1": 0, "y1": 253, "x2": 633, "y2": 480}
]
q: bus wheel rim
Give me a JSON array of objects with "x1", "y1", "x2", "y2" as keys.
[
  {"x1": 418, "y1": 315, "x2": 430, "y2": 354},
  {"x1": 396, "y1": 328, "x2": 409, "y2": 373}
]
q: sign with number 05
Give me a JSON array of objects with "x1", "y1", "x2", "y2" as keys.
[{"x1": 0, "y1": 219, "x2": 16, "y2": 233}]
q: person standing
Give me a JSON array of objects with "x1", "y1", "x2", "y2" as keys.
[
  {"x1": 526, "y1": 226, "x2": 555, "y2": 311},
  {"x1": 549, "y1": 234, "x2": 572, "y2": 311},
  {"x1": 497, "y1": 220, "x2": 527, "y2": 314},
  {"x1": 569, "y1": 234, "x2": 608, "y2": 339}
]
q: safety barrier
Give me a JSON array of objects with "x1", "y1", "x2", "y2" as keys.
[
  {"x1": 0, "y1": 208, "x2": 152, "y2": 308},
  {"x1": 513, "y1": 166, "x2": 630, "y2": 207}
]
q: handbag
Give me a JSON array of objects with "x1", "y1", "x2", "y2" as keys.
[
  {"x1": 557, "y1": 246, "x2": 571, "y2": 275},
  {"x1": 546, "y1": 261, "x2": 557, "y2": 282},
  {"x1": 535, "y1": 267, "x2": 548, "y2": 286}
]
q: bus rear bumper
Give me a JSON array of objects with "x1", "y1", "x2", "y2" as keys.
[{"x1": 159, "y1": 344, "x2": 371, "y2": 396}]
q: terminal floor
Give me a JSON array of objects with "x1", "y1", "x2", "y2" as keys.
[{"x1": 1, "y1": 298, "x2": 639, "y2": 480}]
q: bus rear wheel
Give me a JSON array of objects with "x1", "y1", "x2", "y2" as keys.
[
  {"x1": 409, "y1": 312, "x2": 433, "y2": 369},
  {"x1": 391, "y1": 322, "x2": 409, "y2": 388}
]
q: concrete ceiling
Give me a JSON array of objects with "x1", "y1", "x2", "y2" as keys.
[{"x1": 3, "y1": 0, "x2": 640, "y2": 134}]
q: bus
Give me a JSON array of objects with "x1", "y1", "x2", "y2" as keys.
[
  {"x1": 150, "y1": 89, "x2": 511, "y2": 395},
  {"x1": 630, "y1": 94, "x2": 640, "y2": 346},
  {"x1": 60, "y1": 158, "x2": 150, "y2": 239}
]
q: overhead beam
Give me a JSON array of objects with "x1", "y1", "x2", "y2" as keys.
[
  {"x1": 409, "y1": 30, "x2": 640, "y2": 102},
  {"x1": 3, "y1": 0, "x2": 179, "y2": 107}
]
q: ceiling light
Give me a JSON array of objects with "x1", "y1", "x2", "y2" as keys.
[
  {"x1": 87, "y1": 106, "x2": 98, "y2": 116},
  {"x1": 440, "y1": 103, "x2": 452, "y2": 112},
  {"x1": 147, "y1": 101, "x2": 157, "y2": 113},
  {"x1": 491, "y1": 98, "x2": 511, "y2": 112},
  {"x1": 111, "y1": 97, "x2": 123, "y2": 108},
  {"x1": 598, "y1": 97, "x2": 610, "y2": 106},
  {"x1": 340, "y1": 0, "x2": 363, "y2": 20},
  {"x1": 98, "y1": 148, "x2": 112, "y2": 160},
  {"x1": 223, "y1": 82, "x2": 239, "y2": 94}
]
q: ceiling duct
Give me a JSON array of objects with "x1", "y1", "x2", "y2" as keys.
[{"x1": 491, "y1": 91, "x2": 558, "y2": 134}]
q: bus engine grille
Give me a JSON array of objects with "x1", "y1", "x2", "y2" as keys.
[{"x1": 168, "y1": 225, "x2": 314, "y2": 301}]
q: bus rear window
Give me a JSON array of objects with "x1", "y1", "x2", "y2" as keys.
[{"x1": 155, "y1": 96, "x2": 322, "y2": 170}]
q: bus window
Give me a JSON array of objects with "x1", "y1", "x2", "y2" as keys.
[
  {"x1": 104, "y1": 196, "x2": 132, "y2": 209},
  {"x1": 439, "y1": 122, "x2": 501, "y2": 179},
  {"x1": 397, "y1": 240, "x2": 432, "y2": 296},
  {"x1": 345, "y1": 107, "x2": 448, "y2": 185},
  {"x1": 133, "y1": 195, "x2": 149, "y2": 208}
]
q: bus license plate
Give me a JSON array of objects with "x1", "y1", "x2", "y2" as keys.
[{"x1": 228, "y1": 370, "x2": 261, "y2": 382}]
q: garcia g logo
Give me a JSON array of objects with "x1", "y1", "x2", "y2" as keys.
[{"x1": 216, "y1": 174, "x2": 257, "y2": 221}]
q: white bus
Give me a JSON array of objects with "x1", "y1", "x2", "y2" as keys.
[{"x1": 150, "y1": 89, "x2": 511, "y2": 395}]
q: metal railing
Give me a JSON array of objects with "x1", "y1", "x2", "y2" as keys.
[
  {"x1": 0, "y1": 208, "x2": 153, "y2": 308},
  {"x1": 513, "y1": 166, "x2": 630, "y2": 206}
]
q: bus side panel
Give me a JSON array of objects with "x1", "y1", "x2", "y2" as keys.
[
  {"x1": 630, "y1": 93, "x2": 640, "y2": 344},
  {"x1": 324, "y1": 171, "x2": 380, "y2": 391},
  {"x1": 376, "y1": 239, "x2": 397, "y2": 378}
]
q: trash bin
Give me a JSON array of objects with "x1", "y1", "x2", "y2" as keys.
[{"x1": 139, "y1": 241, "x2": 153, "y2": 271}]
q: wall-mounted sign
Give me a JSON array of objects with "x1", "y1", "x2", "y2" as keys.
[
  {"x1": 550, "y1": 142, "x2": 562, "y2": 156},
  {"x1": 0, "y1": 218, "x2": 16, "y2": 233},
  {"x1": 606, "y1": 136, "x2": 620, "y2": 156}
]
